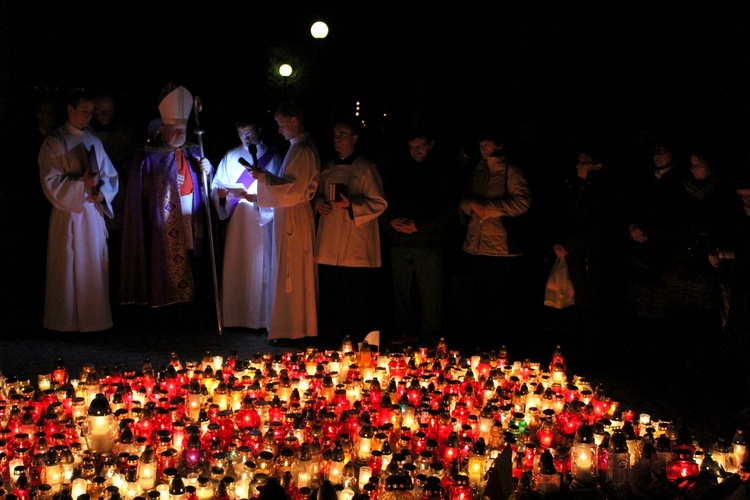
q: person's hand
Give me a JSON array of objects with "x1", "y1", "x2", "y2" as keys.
[
  {"x1": 199, "y1": 158, "x2": 212, "y2": 176},
  {"x1": 629, "y1": 224, "x2": 648, "y2": 243},
  {"x1": 391, "y1": 218, "x2": 417, "y2": 233},
  {"x1": 83, "y1": 169, "x2": 99, "y2": 188},
  {"x1": 251, "y1": 168, "x2": 266, "y2": 182},
  {"x1": 332, "y1": 193, "x2": 351, "y2": 209},
  {"x1": 708, "y1": 254, "x2": 721, "y2": 268},
  {"x1": 216, "y1": 187, "x2": 229, "y2": 199},
  {"x1": 243, "y1": 193, "x2": 257, "y2": 202},
  {"x1": 470, "y1": 202, "x2": 488, "y2": 219},
  {"x1": 553, "y1": 244, "x2": 568, "y2": 259},
  {"x1": 318, "y1": 201, "x2": 333, "y2": 216}
]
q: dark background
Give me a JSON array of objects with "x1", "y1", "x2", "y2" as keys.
[{"x1": 3, "y1": 1, "x2": 750, "y2": 160}]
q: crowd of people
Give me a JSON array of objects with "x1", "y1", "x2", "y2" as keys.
[{"x1": 16, "y1": 84, "x2": 750, "y2": 391}]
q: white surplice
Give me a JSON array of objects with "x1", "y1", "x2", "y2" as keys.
[
  {"x1": 210, "y1": 143, "x2": 280, "y2": 329},
  {"x1": 256, "y1": 133, "x2": 320, "y2": 340},
  {"x1": 39, "y1": 122, "x2": 119, "y2": 332},
  {"x1": 313, "y1": 156, "x2": 388, "y2": 268}
]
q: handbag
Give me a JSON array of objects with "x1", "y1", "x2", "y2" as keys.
[{"x1": 544, "y1": 256, "x2": 575, "y2": 309}]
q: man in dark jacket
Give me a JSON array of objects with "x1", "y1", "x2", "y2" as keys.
[{"x1": 384, "y1": 128, "x2": 452, "y2": 344}]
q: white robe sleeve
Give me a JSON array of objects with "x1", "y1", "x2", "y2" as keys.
[
  {"x1": 39, "y1": 133, "x2": 86, "y2": 214},
  {"x1": 351, "y1": 162, "x2": 388, "y2": 227},
  {"x1": 257, "y1": 143, "x2": 319, "y2": 208}
]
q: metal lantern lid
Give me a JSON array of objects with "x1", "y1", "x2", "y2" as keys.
[
  {"x1": 87, "y1": 393, "x2": 112, "y2": 416},
  {"x1": 574, "y1": 423, "x2": 595, "y2": 444}
]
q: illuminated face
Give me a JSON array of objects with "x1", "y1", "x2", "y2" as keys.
[
  {"x1": 275, "y1": 115, "x2": 300, "y2": 141},
  {"x1": 333, "y1": 124, "x2": 357, "y2": 157},
  {"x1": 93, "y1": 98, "x2": 115, "y2": 125},
  {"x1": 653, "y1": 146, "x2": 673, "y2": 169},
  {"x1": 408, "y1": 137, "x2": 434, "y2": 163},
  {"x1": 161, "y1": 123, "x2": 187, "y2": 148},
  {"x1": 478, "y1": 140, "x2": 502, "y2": 159},
  {"x1": 237, "y1": 125, "x2": 260, "y2": 147},
  {"x1": 67, "y1": 99, "x2": 94, "y2": 130},
  {"x1": 690, "y1": 155, "x2": 710, "y2": 180}
]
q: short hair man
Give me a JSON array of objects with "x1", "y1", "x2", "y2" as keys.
[
  {"x1": 251, "y1": 102, "x2": 320, "y2": 345},
  {"x1": 38, "y1": 89, "x2": 120, "y2": 332},
  {"x1": 211, "y1": 116, "x2": 282, "y2": 331}
]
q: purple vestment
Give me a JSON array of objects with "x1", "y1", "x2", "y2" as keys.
[{"x1": 119, "y1": 143, "x2": 206, "y2": 307}]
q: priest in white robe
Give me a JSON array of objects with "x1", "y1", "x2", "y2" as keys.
[
  {"x1": 211, "y1": 118, "x2": 281, "y2": 330},
  {"x1": 252, "y1": 103, "x2": 320, "y2": 343},
  {"x1": 38, "y1": 90, "x2": 119, "y2": 332},
  {"x1": 313, "y1": 119, "x2": 387, "y2": 345}
]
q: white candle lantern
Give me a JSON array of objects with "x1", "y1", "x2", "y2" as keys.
[
  {"x1": 82, "y1": 393, "x2": 117, "y2": 454},
  {"x1": 570, "y1": 423, "x2": 598, "y2": 489},
  {"x1": 71, "y1": 477, "x2": 88, "y2": 499},
  {"x1": 358, "y1": 466, "x2": 372, "y2": 492}
]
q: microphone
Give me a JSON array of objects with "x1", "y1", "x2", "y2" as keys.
[
  {"x1": 238, "y1": 157, "x2": 253, "y2": 170},
  {"x1": 248, "y1": 143, "x2": 259, "y2": 166}
]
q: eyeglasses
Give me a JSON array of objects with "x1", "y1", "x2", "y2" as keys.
[{"x1": 238, "y1": 131, "x2": 257, "y2": 139}]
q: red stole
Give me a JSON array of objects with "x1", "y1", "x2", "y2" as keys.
[{"x1": 175, "y1": 149, "x2": 194, "y2": 196}]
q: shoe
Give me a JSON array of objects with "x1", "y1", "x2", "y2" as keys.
[{"x1": 390, "y1": 335, "x2": 418, "y2": 345}]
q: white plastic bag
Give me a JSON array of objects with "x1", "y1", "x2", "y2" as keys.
[{"x1": 544, "y1": 256, "x2": 575, "y2": 309}]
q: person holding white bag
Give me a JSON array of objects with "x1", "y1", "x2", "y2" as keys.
[{"x1": 543, "y1": 144, "x2": 620, "y2": 349}]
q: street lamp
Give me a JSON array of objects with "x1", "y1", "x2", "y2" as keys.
[
  {"x1": 279, "y1": 64, "x2": 293, "y2": 95},
  {"x1": 310, "y1": 21, "x2": 329, "y2": 39}
]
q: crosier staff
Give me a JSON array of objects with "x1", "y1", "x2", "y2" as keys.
[{"x1": 193, "y1": 96, "x2": 223, "y2": 335}]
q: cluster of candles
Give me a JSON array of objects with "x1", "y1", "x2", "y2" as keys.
[{"x1": 0, "y1": 338, "x2": 746, "y2": 500}]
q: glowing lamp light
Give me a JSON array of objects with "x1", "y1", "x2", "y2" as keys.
[
  {"x1": 138, "y1": 444, "x2": 158, "y2": 491},
  {"x1": 183, "y1": 432, "x2": 202, "y2": 471},
  {"x1": 82, "y1": 393, "x2": 117, "y2": 454},
  {"x1": 310, "y1": 21, "x2": 329, "y2": 39},
  {"x1": 733, "y1": 429, "x2": 747, "y2": 469},
  {"x1": 449, "y1": 474, "x2": 472, "y2": 500},
  {"x1": 467, "y1": 439, "x2": 486, "y2": 486},
  {"x1": 665, "y1": 446, "x2": 700, "y2": 481},
  {"x1": 570, "y1": 423, "x2": 598, "y2": 490},
  {"x1": 357, "y1": 465, "x2": 372, "y2": 491},
  {"x1": 357, "y1": 424, "x2": 374, "y2": 462},
  {"x1": 536, "y1": 410, "x2": 557, "y2": 450},
  {"x1": 279, "y1": 64, "x2": 293, "y2": 78}
]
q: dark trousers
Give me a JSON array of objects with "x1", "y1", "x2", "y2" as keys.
[
  {"x1": 390, "y1": 246, "x2": 443, "y2": 339},
  {"x1": 463, "y1": 253, "x2": 524, "y2": 339},
  {"x1": 318, "y1": 264, "x2": 383, "y2": 343}
]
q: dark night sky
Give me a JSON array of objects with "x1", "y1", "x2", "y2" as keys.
[{"x1": 4, "y1": 1, "x2": 750, "y2": 158}]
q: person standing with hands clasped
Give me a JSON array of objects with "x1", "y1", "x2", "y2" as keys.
[
  {"x1": 459, "y1": 128, "x2": 531, "y2": 338},
  {"x1": 119, "y1": 84, "x2": 213, "y2": 328},
  {"x1": 251, "y1": 102, "x2": 320, "y2": 346},
  {"x1": 211, "y1": 116, "x2": 281, "y2": 332},
  {"x1": 313, "y1": 119, "x2": 387, "y2": 347},
  {"x1": 385, "y1": 127, "x2": 452, "y2": 345},
  {"x1": 38, "y1": 89, "x2": 119, "y2": 332}
]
